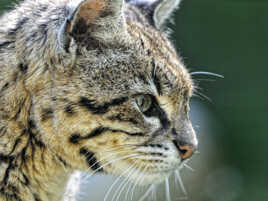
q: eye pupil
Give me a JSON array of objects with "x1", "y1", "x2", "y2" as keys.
[{"x1": 136, "y1": 95, "x2": 152, "y2": 113}]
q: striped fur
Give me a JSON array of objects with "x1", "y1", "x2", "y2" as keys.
[{"x1": 0, "y1": 0, "x2": 197, "y2": 201}]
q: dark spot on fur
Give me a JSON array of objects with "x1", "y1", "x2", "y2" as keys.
[
  {"x1": 18, "y1": 63, "x2": 28, "y2": 73},
  {"x1": 80, "y1": 148, "x2": 103, "y2": 172},
  {"x1": 64, "y1": 105, "x2": 75, "y2": 115},
  {"x1": 140, "y1": 39, "x2": 144, "y2": 48},
  {"x1": 69, "y1": 133, "x2": 81, "y2": 144},
  {"x1": 41, "y1": 108, "x2": 53, "y2": 122}
]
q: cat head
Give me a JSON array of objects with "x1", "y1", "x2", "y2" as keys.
[{"x1": 41, "y1": 0, "x2": 197, "y2": 185}]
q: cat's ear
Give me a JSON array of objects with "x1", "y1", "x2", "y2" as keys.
[
  {"x1": 129, "y1": 0, "x2": 182, "y2": 29},
  {"x1": 58, "y1": 0, "x2": 125, "y2": 51}
]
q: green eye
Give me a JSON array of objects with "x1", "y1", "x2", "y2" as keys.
[{"x1": 135, "y1": 95, "x2": 152, "y2": 113}]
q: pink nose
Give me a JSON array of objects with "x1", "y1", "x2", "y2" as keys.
[
  {"x1": 173, "y1": 140, "x2": 198, "y2": 160},
  {"x1": 178, "y1": 144, "x2": 195, "y2": 160}
]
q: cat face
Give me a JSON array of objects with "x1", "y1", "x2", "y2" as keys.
[{"x1": 45, "y1": 0, "x2": 197, "y2": 185}]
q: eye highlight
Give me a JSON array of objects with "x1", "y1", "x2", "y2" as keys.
[{"x1": 135, "y1": 95, "x2": 152, "y2": 113}]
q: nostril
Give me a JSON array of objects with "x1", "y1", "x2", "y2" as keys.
[
  {"x1": 173, "y1": 140, "x2": 195, "y2": 160},
  {"x1": 178, "y1": 145, "x2": 193, "y2": 160}
]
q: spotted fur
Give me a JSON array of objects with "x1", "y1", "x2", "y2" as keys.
[{"x1": 0, "y1": 0, "x2": 198, "y2": 201}]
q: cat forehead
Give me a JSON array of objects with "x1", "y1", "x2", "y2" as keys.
[{"x1": 78, "y1": 36, "x2": 192, "y2": 100}]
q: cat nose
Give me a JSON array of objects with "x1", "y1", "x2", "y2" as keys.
[
  {"x1": 178, "y1": 144, "x2": 197, "y2": 160},
  {"x1": 173, "y1": 140, "x2": 198, "y2": 160}
]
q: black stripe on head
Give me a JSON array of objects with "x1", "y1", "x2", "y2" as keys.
[
  {"x1": 78, "y1": 96, "x2": 128, "y2": 114},
  {"x1": 69, "y1": 127, "x2": 108, "y2": 144},
  {"x1": 143, "y1": 96, "x2": 170, "y2": 130},
  {"x1": 80, "y1": 148, "x2": 103, "y2": 172},
  {"x1": 151, "y1": 59, "x2": 162, "y2": 95},
  {"x1": 69, "y1": 126, "x2": 144, "y2": 144}
]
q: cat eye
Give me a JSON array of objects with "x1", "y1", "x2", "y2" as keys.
[{"x1": 135, "y1": 95, "x2": 152, "y2": 113}]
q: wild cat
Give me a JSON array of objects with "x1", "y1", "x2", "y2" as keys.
[{"x1": 0, "y1": 0, "x2": 198, "y2": 201}]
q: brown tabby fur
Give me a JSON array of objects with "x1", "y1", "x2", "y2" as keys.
[{"x1": 0, "y1": 0, "x2": 197, "y2": 200}]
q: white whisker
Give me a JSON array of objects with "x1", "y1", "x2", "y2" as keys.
[
  {"x1": 87, "y1": 153, "x2": 141, "y2": 178},
  {"x1": 151, "y1": 184, "x2": 157, "y2": 201},
  {"x1": 84, "y1": 149, "x2": 138, "y2": 175},
  {"x1": 184, "y1": 164, "x2": 195, "y2": 172},
  {"x1": 103, "y1": 164, "x2": 135, "y2": 201},
  {"x1": 138, "y1": 185, "x2": 154, "y2": 201},
  {"x1": 190, "y1": 71, "x2": 224, "y2": 78},
  {"x1": 124, "y1": 166, "x2": 142, "y2": 201},
  {"x1": 114, "y1": 165, "x2": 138, "y2": 201},
  {"x1": 175, "y1": 170, "x2": 187, "y2": 196},
  {"x1": 165, "y1": 177, "x2": 171, "y2": 201},
  {"x1": 130, "y1": 165, "x2": 149, "y2": 201}
]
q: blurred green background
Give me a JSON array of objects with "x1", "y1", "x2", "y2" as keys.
[{"x1": 0, "y1": 0, "x2": 267, "y2": 201}]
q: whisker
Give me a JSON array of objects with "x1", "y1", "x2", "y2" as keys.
[
  {"x1": 124, "y1": 165, "x2": 142, "y2": 201},
  {"x1": 193, "y1": 91, "x2": 212, "y2": 102},
  {"x1": 103, "y1": 164, "x2": 136, "y2": 201},
  {"x1": 87, "y1": 154, "x2": 143, "y2": 179},
  {"x1": 151, "y1": 184, "x2": 157, "y2": 201},
  {"x1": 114, "y1": 165, "x2": 138, "y2": 201},
  {"x1": 184, "y1": 164, "x2": 195, "y2": 172},
  {"x1": 130, "y1": 165, "x2": 149, "y2": 201},
  {"x1": 190, "y1": 71, "x2": 224, "y2": 78},
  {"x1": 138, "y1": 184, "x2": 154, "y2": 201},
  {"x1": 165, "y1": 177, "x2": 172, "y2": 201},
  {"x1": 84, "y1": 149, "x2": 138, "y2": 175},
  {"x1": 175, "y1": 170, "x2": 187, "y2": 197}
]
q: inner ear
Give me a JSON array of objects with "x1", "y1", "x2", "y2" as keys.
[
  {"x1": 57, "y1": 0, "x2": 125, "y2": 51},
  {"x1": 68, "y1": 0, "x2": 107, "y2": 34}
]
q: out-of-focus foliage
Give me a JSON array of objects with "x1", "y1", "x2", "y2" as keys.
[
  {"x1": 0, "y1": 0, "x2": 267, "y2": 201},
  {"x1": 173, "y1": 1, "x2": 268, "y2": 201}
]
